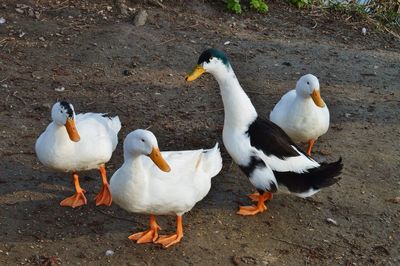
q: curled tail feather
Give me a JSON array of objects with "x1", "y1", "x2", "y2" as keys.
[{"x1": 274, "y1": 157, "x2": 343, "y2": 197}]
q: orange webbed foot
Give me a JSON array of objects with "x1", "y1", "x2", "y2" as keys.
[
  {"x1": 237, "y1": 203, "x2": 267, "y2": 216},
  {"x1": 60, "y1": 190, "x2": 87, "y2": 208},
  {"x1": 128, "y1": 227, "x2": 160, "y2": 244},
  {"x1": 95, "y1": 183, "x2": 112, "y2": 206},
  {"x1": 155, "y1": 215, "x2": 183, "y2": 248},
  {"x1": 247, "y1": 192, "x2": 261, "y2": 202},
  {"x1": 128, "y1": 215, "x2": 161, "y2": 244},
  {"x1": 155, "y1": 233, "x2": 183, "y2": 248},
  {"x1": 237, "y1": 192, "x2": 272, "y2": 216}
]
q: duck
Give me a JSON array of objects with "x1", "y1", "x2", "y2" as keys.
[
  {"x1": 35, "y1": 101, "x2": 121, "y2": 208},
  {"x1": 110, "y1": 129, "x2": 222, "y2": 248},
  {"x1": 185, "y1": 48, "x2": 342, "y2": 216},
  {"x1": 269, "y1": 74, "x2": 329, "y2": 156}
]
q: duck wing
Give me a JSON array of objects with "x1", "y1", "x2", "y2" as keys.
[{"x1": 247, "y1": 117, "x2": 320, "y2": 173}]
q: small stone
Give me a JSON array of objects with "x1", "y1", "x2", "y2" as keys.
[
  {"x1": 0, "y1": 17, "x2": 5, "y2": 24},
  {"x1": 133, "y1": 10, "x2": 148, "y2": 26},
  {"x1": 39, "y1": 36, "x2": 45, "y2": 41},
  {"x1": 361, "y1": 27, "x2": 367, "y2": 35},
  {"x1": 345, "y1": 113, "x2": 351, "y2": 118},
  {"x1": 106, "y1": 6, "x2": 112, "y2": 11},
  {"x1": 282, "y1": 62, "x2": 292, "y2": 66},
  {"x1": 105, "y1": 250, "x2": 114, "y2": 257},
  {"x1": 386, "y1": 197, "x2": 400, "y2": 204},
  {"x1": 326, "y1": 218, "x2": 338, "y2": 225},
  {"x1": 15, "y1": 8, "x2": 24, "y2": 14},
  {"x1": 123, "y1": 69, "x2": 133, "y2": 76},
  {"x1": 224, "y1": 41, "x2": 231, "y2": 45},
  {"x1": 54, "y1": 86, "x2": 65, "y2": 92}
]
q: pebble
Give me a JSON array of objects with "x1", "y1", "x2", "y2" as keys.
[
  {"x1": 15, "y1": 8, "x2": 24, "y2": 14},
  {"x1": 54, "y1": 86, "x2": 65, "y2": 92},
  {"x1": 362, "y1": 27, "x2": 367, "y2": 35},
  {"x1": 105, "y1": 250, "x2": 114, "y2": 257},
  {"x1": 326, "y1": 218, "x2": 338, "y2": 225},
  {"x1": 224, "y1": 41, "x2": 231, "y2": 45},
  {"x1": 134, "y1": 10, "x2": 148, "y2": 26},
  {"x1": 39, "y1": 36, "x2": 45, "y2": 41},
  {"x1": 0, "y1": 17, "x2": 5, "y2": 24}
]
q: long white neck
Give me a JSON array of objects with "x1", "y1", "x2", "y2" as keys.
[
  {"x1": 212, "y1": 65, "x2": 257, "y2": 132},
  {"x1": 123, "y1": 152, "x2": 147, "y2": 182}
]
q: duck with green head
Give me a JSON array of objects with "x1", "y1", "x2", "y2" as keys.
[{"x1": 186, "y1": 48, "x2": 342, "y2": 216}]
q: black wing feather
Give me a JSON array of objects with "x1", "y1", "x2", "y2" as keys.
[{"x1": 247, "y1": 117, "x2": 308, "y2": 159}]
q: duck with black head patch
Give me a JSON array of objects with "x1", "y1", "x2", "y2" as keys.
[
  {"x1": 35, "y1": 101, "x2": 121, "y2": 208},
  {"x1": 185, "y1": 49, "x2": 343, "y2": 216}
]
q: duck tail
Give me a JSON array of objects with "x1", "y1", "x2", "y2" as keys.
[
  {"x1": 274, "y1": 157, "x2": 343, "y2": 198},
  {"x1": 201, "y1": 143, "x2": 223, "y2": 178},
  {"x1": 107, "y1": 115, "x2": 122, "y2": 134}
]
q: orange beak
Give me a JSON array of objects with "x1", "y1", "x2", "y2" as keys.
[
  {"x1": 65, "y1": 119, "x2": 81, "y2": 142},
  {"x1": 311, "y1": 90, "x2": 325, "y2": 108},
  {"x1": 149, "y1": 147, "x2": 171, "y2": 172},
  {"x1": 185, "y1": 65, "x2": 205, "y2": 82}
]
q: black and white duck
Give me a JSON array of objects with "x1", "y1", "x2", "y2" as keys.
[{"x1": 185, "y1": 49, "x2": 342, "y2": 216}]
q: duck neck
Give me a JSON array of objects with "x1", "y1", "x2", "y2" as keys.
[
  {"x1": 124, "y1": 152, "x2": 145, "y2": 172},
  {"x1": 50, "y1": 122, "x2": 71, "y2": 143},
  {"x1": 213, "y1": 66, "x2": 258, "y2": 131}
]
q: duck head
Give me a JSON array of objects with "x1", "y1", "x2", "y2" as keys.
[
  {"x1": 51, "y1": 101, "x2": 80, "y2": 142},
  {"x1": 124, "y1": 129, "x2": 171, "y2": 172},
  {"x1": 296, "y1": 74, "x2": 325, "y2": 108},
  {"x1": 185, "y1": 48, "x2": 231, "y2": 81}
]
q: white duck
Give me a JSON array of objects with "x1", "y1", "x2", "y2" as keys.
[
  {"x1": 35, "y1": 101, "x2": 121, "y2": 208},
  {"x1": 270, "y1": 74, "x2": 329, "y2": 155},
  {"x1": 186, "y1": 48, "x2": 342, "y2": 216},
  {"x1": 110, "y1": 129, "x2": 222, "y2": 248}
]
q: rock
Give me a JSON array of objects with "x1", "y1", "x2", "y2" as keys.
[
  {"x1": 123, "y1": 69, "x2": 134, "y2": 76},
  {"x1": 362, "y1": 27, "x2": 367, "y2": 35},
  {"x1": 54, "y1": 86, "x2": 65, "y2": 92},
  {"x1": 386, "y1": 197, "x2": 400, "y2": 204},
  {"x1": 0, "y1": 17, "x2": 5, "y2": 24},
  {"x1": 134, "y1": 10, "x2": 148, "y2": 26},
  {"x1": 326, "y1": 218, "x2": 338, "y2": 225},
  {"x1": 105, "y1": 250, "x2": 114, "y2": 257},
  {"x1": 116, "y1": 0, "x2": 129, "y2": 16},
  {"x1": 15, "y1": 8, "x2": 24, "y2": 14}
]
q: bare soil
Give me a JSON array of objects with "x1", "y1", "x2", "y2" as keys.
[{"x1": 0, "y1": 1, "x2": 399, "y2": 265}]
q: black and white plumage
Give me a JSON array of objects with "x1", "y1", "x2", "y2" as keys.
[{"x1": 186, "y1": 49, "x2": 342, "y2": 214}]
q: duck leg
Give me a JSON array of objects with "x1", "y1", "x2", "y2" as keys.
[
  {"x1": 155, "y1": 216, "x2": 183, "y2": 248},
  {"x1": 306, "y1": 139, "x2": 316, "y2": 156},
  {"x1": 95, "y1": 164, "x2": 112, "y2": 206},
  {"x1": 60, "y1": 172, "x2": 87, "y2": 208},
  {"x1": 247, "y1": 191, "x2": 273, "y2": 202},
  {"x1": 129, "y1": 215, "x2": 161, "y2": 244},
  {"x1": 237, "y1": 192, "x2": 273, "y2": 216}
]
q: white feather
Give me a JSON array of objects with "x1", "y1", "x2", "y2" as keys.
[
  {"x1": 110, "y1": 132, "x2": 222, "y2": 216},
  {"x1": 35, "y1": 111, "x2": 121, "y2": 172}
]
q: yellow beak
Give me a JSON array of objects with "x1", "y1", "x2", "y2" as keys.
[
  {"x1": 185, "y1": 65, "x2": 205, "y2": 82},
  {"x1": 65, "y1": 119, "x2": 81, "y2": 142},
  {"x1": 311, "y1": 90, "x2": 325, "y2": 108},
  {"x1": 149, "y1": 147, "x2": 171, "y2": 172}
]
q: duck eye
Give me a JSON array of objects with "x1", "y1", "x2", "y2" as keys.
[
  {"x1": 141, "y1": 139, "x2": 145, "y2": 142},
  {"x1": 60, "y1": 110, "x2": 63, "y2": 114},
  {"x1": 307, "y1": 82, "x2": 310, "y2": 85}
]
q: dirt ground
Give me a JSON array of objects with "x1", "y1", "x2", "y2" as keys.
[{"x1": 0, "y1": 0, "x2": 399, "y2": 265}]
